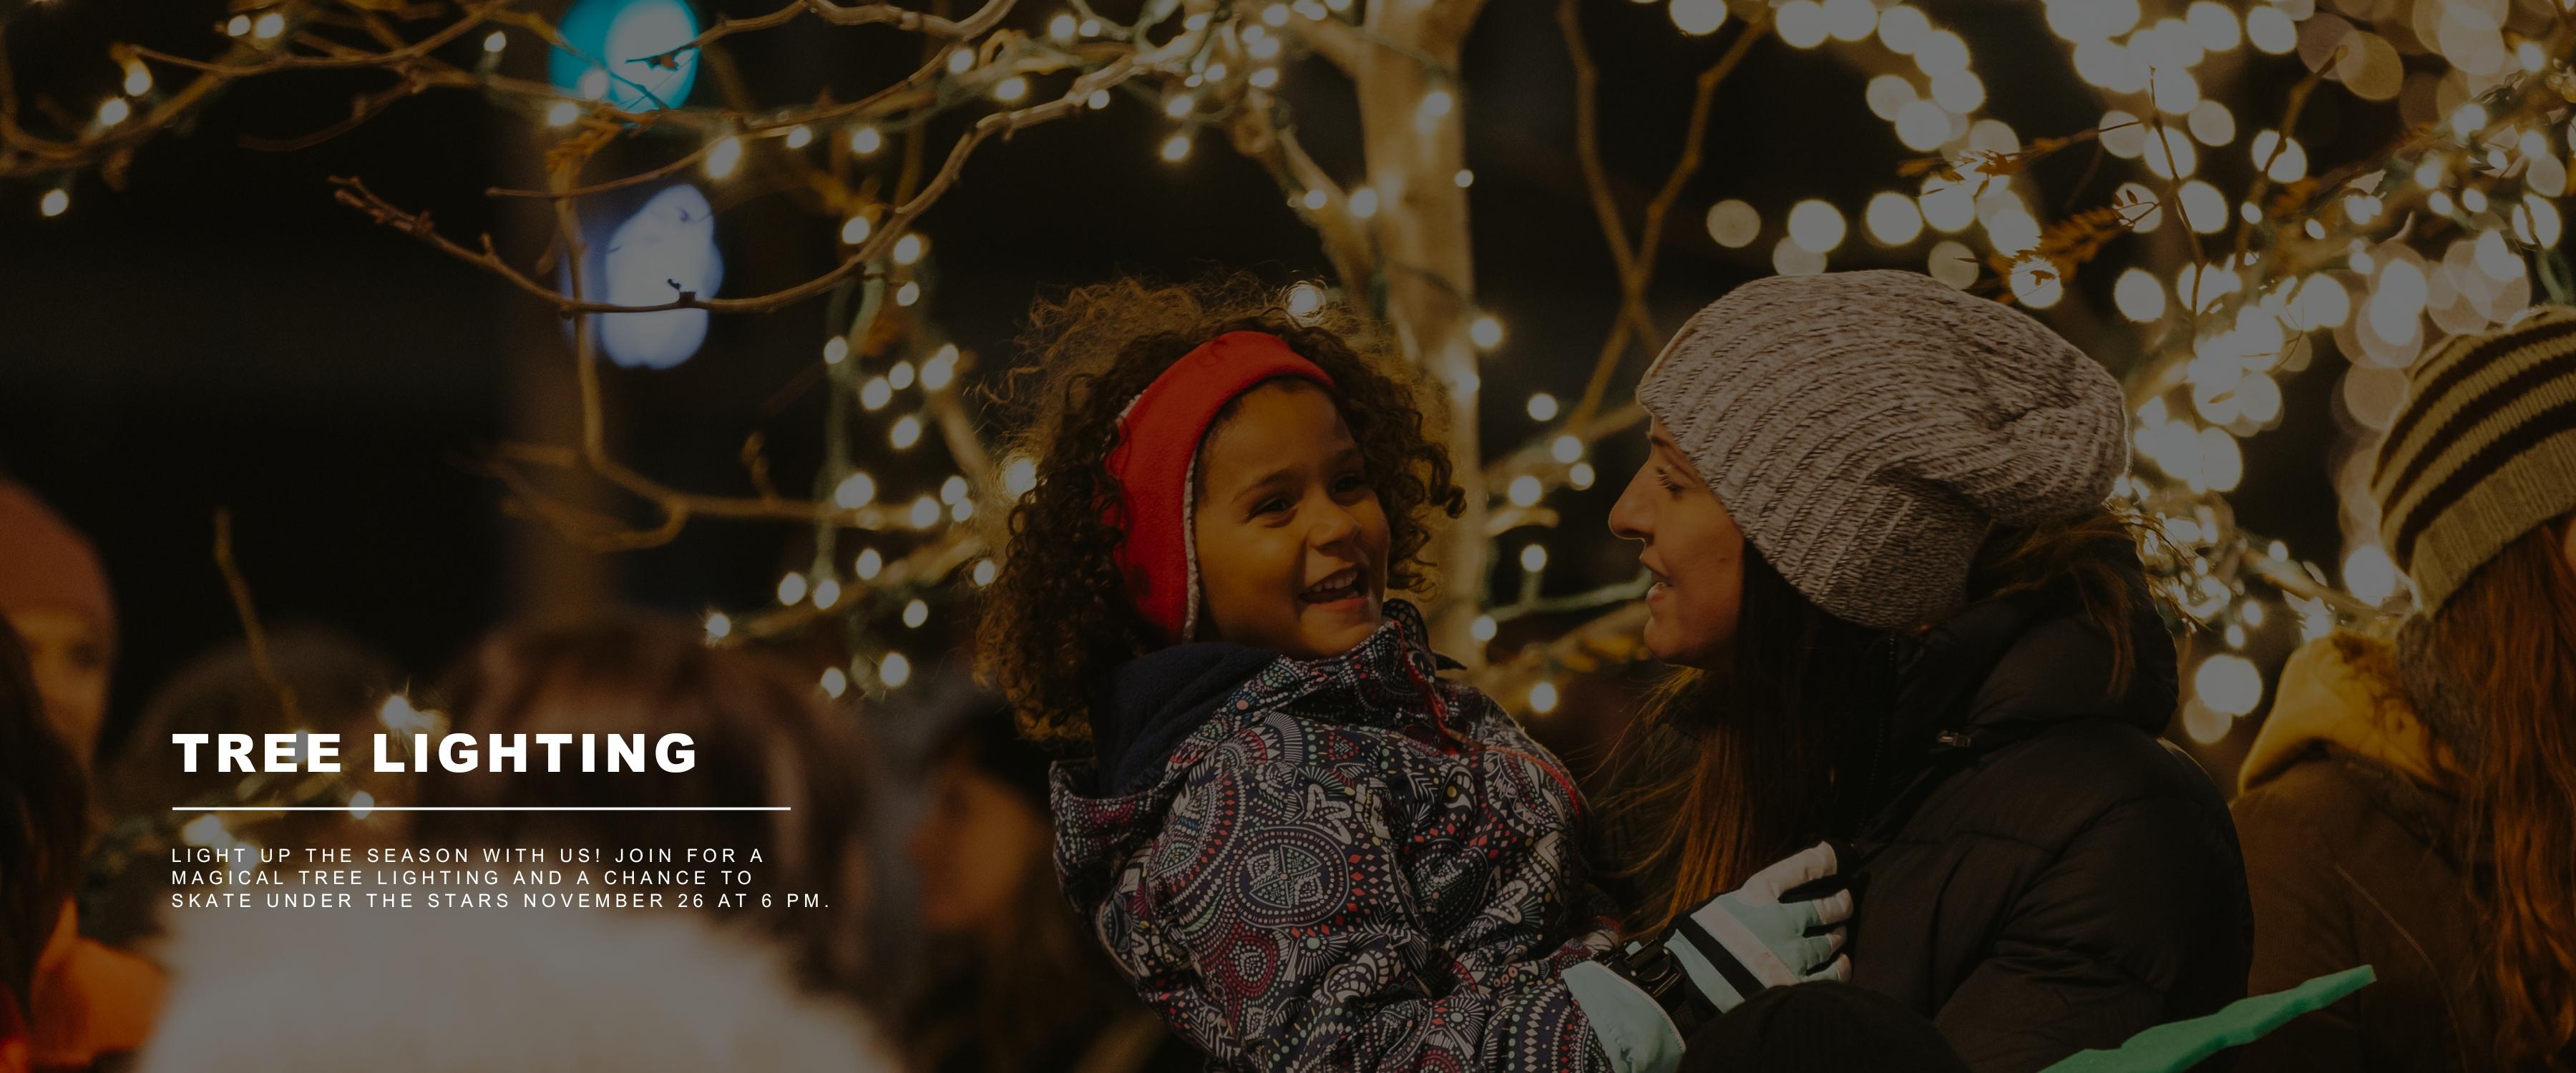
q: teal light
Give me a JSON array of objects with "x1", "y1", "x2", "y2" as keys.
[{"x1": 548, "y1": 0, "x2": 700, "y2": 112}]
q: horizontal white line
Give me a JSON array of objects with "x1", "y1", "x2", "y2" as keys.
[{"x1": 172, "y1": 806, "x2": 791, "y2": 812}]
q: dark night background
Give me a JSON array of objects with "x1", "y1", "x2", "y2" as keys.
[{"x1": 0, "y1": 0, "x2": 2349, "y2": 765}]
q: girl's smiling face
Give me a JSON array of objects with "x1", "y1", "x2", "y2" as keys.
[{"x1": 1191, "y1": 381, "x2": 1392, "y2": 659}]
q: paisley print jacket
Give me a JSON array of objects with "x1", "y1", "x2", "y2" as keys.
[{"x1": 1053, "y1": 600, "x2": 1620, "y2": 1071}]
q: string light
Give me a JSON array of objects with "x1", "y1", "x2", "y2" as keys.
[
  {"x1": 909, "y1": 496, "x2": 940, "y2": 528},
  {"x1": 39, "y1": 188, "x2": 69, "y2": 217},
  {"x1": 1526, "y1": 393, "x2": 1558, "y2": 421},
  {"x1": 706, "y1": 135, "x2": 743, "y2": 179},
  {"x1": 849, "y1": 126, "x2": 882, "y2": 155},
  {"x1": 1508, "y1": 475, "x2": 1543, "y2": 506},
  {"x1": 891, "y1": 415, "x2": 923, "y2": 449},
  {"x1": 947, "y1": 49, "x2": 974, "y2": 74},
  {"x1": 1471, "y1": 615, "x2": 1498, "y2": 642},
  {"x1": 1086, "y1": 89, "x2": 1112, "y2": 109},
  {"x1": 1049, "y1": 13, "x2": 1076, "y2": 41},
  {"x1": 895, "y1": 282, "x2": 921, "y2": 306},
  {"x1": 821, "y1": 667, "x2": 849, "y2": 697},
  {"x1": 123, "y1": 61, "x2": 155, "y2": 95},
  {"x1": 1349, "y1": 187, "x2": 1379, "y2": 219},
  {"x1": 777, "y1": 572, "x2": 809, "y2": 606},
  {"x1": 1161, "y1": 132, "x2": 1192, "y2": 162},
  {"x1": 226, "y1": 14, "x2": 252, "y2": 35},
  {"x1": 1568, "y1": 462, "x2": 1596, "y2": 490},
  {"x1": 813, "y1": 578, "x2": 842, "y2": 609},
  {"x1": 834, "y1": 472, "x2": 877, "y2": 508},
  {"x1": 903, "y1": 599, "x2": 930, "y2": 627},
  {"x1": 704, "y1": 612, "x2": 731, "y2": 640},
  {"x1": 483, "y1": 30, "x2": 507, "y2": 54},
  {"x1": 96, "y1": 99, "x2": 130, "y2": 126},
  {"x1": 784, "y1": 124, "x2": 813, "y2": 149},
  {"x1": 1551, "y1": 435, "x2": 1583, "y2": 464},
  {"x1": 546, "y1": 101, "x2": 582, "y2": 127},
  {"x1": 1528, "y1": 680, "x2": 1561, "y2": 715},
  {"x1": 1470, "y1": 314, "x2": 1503, "y2": 349},
  {"x1": 879, "y1": 652, "x2": 913, "y2": 688},
  {"x1": 839, "y1": 215, "x2": 872, "y2": 245},
  {"x1": 1520, "y1": 544, "x2": 1548, "y2": 572},
  {"x1": 253, "y1": 12, "x2": 286, "y2": 39},
  {"x1": 995, "y1": 76, "x2": 1028, "y2": 102},
  {"x1": 862, "y1": 378, "x2": 892, "y2": 410},
  {"x1": 922, "y1": 344, "x2": 958, "y2": 391},
  {"x1": 892, "y1": 233, "x2": 926, "y2": 265},
  {"x1": 1002, "y1": 457, "x2": 1038, "y2": 497},
  {"x1": 855, "y1": 549, "x2": 884, "y2": 581},
  {"x1": 972, "y1": 559, "x2": 998, "y2": 586}
]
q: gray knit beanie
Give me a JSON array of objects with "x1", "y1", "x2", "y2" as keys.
[{"x1": 1636, "y1": 270, "x2": 2128, "y2": 629}]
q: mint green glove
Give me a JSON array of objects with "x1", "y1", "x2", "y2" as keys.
[{"x1": 1667, "y1": 841, "x2": 1853, "y2": 1013}]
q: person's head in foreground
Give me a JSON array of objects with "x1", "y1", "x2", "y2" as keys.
[
  {"x1": 132, "y1": 612, "x2": 894, "y2": 1073},
  {"x1": 0, "y1": 479, "x2": 116, "y2": 769},
  {"x1": 977, "y1": 273, "x2": 1461, "y2": 750},
  {"x1": 414, "y1": 611, "x2": 877, "y2": 996},
  {"x1": 2233, "y1": 305, "x2": 2576, "y2": 1070}
]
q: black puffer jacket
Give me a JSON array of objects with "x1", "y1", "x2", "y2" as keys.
[{"x1": 1836, "y1": 572, "x2": 2253, "y2": 1072}]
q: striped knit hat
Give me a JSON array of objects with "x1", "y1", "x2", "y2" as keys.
[
  {"x1": 2371, "y1": 305, "x2": 2576, "y2": 612},
  {"x1": 1639, "y1": 270, "x2": 2128, "y2": 629}
]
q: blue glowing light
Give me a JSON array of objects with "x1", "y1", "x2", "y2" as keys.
[
  {"x1": 548, "y1": 0, "x2": 700, "y2": 112},
  {"x1": 587, "y1": 184, "x2": 725, "y2": 369}
]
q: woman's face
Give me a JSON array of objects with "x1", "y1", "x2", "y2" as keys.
[
  {"x1": 1191, "y1": 381, "x2": 1392, "y2": 659},
  {"x1": 1609, "y1": 421, "x2": 1746, "y2": 669},
  {"x1": 906, "y1": 750, "x2": 1048, "y2": 939},
  {"x1": 6, "y1": 609, "x2": 107, "y2": 766}
]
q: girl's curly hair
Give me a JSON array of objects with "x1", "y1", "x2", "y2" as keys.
[{"x1": 976, "y1": 273, "x2": 1464, "y2": 751}]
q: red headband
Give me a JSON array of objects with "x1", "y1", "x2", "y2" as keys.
[{"x1": 1107, "y1": 331, "x2": 1337, "y2": 642}]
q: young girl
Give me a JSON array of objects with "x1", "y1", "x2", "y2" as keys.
[{"x1": 979, "y1": 276, "x2": 1848, "y2": 1072}]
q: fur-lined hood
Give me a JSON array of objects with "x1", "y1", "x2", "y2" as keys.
[
  {"x1": 133, "y1": 897, "x2": 896, "y2": 1072},
  {"x1": 2238, "y1": 632, "x2": 2451, "y2": 795}
]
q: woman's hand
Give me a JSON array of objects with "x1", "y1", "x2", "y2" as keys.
[{"x1": 1672, "y1": 840, "x2": 1853, "y2": 1012}]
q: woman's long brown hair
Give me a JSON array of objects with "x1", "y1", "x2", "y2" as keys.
[
  {"x1": 2419, "y1": 521, "x2": 2576, "y2": 1069},
  {"x1": 1609, "y1": 505, "x2": 2151, "y2": 934}
]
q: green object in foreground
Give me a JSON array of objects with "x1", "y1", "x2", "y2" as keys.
[{"x1": 2039, "y1": 965, "x2": 2378, "y2": 1073}]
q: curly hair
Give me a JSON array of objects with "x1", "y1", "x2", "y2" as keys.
[{"x1": 976, "y1": 273, "x2": 1463, "y2": 751}]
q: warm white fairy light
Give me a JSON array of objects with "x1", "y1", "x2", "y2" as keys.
[
  {"x1": 892, "y1": 233, "x2": 926, "y2": 265},
  {"x1": 2193, "y1": 654, "x2": 2263, "y2": 716},
  {"x1": 1455, "y1": 169, "x2": 1475, "y2": 188},
  {"x1": 1415, "y1": 89, "x2": 1454, "y2": 135},
  {"x1": 1787, "y1": 200, "x2": 1846, "y2": 253},
  {"x1": 887, "y1": 361, "x2": 915, "y2": 390},
  {"x1": 1776, "y1": 0, "x2": 1828, "y2": 48},
  {"x1": 891, "y1": 415, "x2": 923, "y2": 449},
  {"x1": 124, "y1": 61, "x2": 155, "y2": 95},
  {"x1": 939, "y1": 475, "x2": 969, "y2": 504},
  {"x1": 1048, "y1": 13, "x2": 1076, "y2": 41},
  {"x1": 1520, "y1": 544, "x2": 1548, "y2": 572},
  {"x1": 834, "y1": 471, "x2": 877, "y2": 509},
  {"x1": 947, "y1": 49, "x2": 975, "y2": 74},
  {"x1": 813, "y1": 578, "x2": 843, "y2": 609},
  {"x1": 39, "y1": 188, "x2": 68, "y2": 217},
  {"x1": 1526, "y1": 393, "x2": 1558, "y2": 421},
  {"x1": 547, "y1": 101, "x2": 582, "y2": 127},
  {"x1": 821, "y1": 667, "x2": 849, "y2": 697},
  {"x1": 253, "y1": 12, "x2": 286, "y2": 39},
  {"x1": 1508, "y1": 475, "x2": 1543, "y2": 506},
  {"x1": 1002, "y1": 456, "x2": 1038, "y2": 497},
  {"x1": 227, "y1": 14, "x2": 252, "y2": 35},
  {"x1": 840, "y1": 215, "x2": 872, "y2": 245},
  {"x1": 706, "y1": 136, "x2": 743, "y2": 179},
  {"x1": 879, "y1": 652, "x2": 913, "y2": 688},
  {"x1": 2114, "y1": 268, "x2": 2166, "y2": 322},
  {"x1": 97, "y1": 98, "x2": 130, "y2": 126},
  {"x1": 1086, "y1": 89, "x2": 1112, "y2": 109},
  {"x1": 1471, "y1": 615, "x2": 1498, "y2": 642},
  {"x1": 849, "y1": 126, "x2": 882, "y2": 155},
  {"x1": 922, "y1": 345, "x2": 958, "y2": 391},
  {"x1": 1165, "y1": 94, "x2": 1196, "y2": 119},
  {"x1": 1528, "y1": 680, "x2": 1561, "y2": 715},
  {"x1": 1864, "y1": 191, "x2": 1923, "y2": 246},
  {"x1": 1286, "y1": 282, "x2": 1325, "y2": 318},
  {"x1": 1551, "y1": 434, "x2": 1583, "y2": 464},
  {"x1": 862, "y1": 378, "x2": 892, "y2": 410},
  {"x1": 972, "y1": 559, "x2": 999, "y2": 587},
  {"x1": 909, "y1": 496, "x2": 940, "y2": 528},
  {"x1": 1349, "y1": 187, "x2": 1380, "y2": 219},
  {"x1": 895, "y1": 282, "x2": 922, "y2": 307},
  {"x1": 1470, "y1": 314, "x2": 1503, "y2": 349},
  {"x1": 784, "y1": 124, "x2": 814, "y2": 148},
  {"x1": 903, "y1": 599, "x2": 929, "y2": 628},
  {"x1": 1300, "y1": 187, "x2": 1330, "y2": 211},
  {"x1": 1706, "y1": 200, "x2": 1760, "y2": 248},
  {"x1": 855, "y1": 548, "x2": 884, "y2": 581},
  {"x1": 777, "y1": 572, "x2": 810, "y2": 606},
  {"x1": 704, "y1": 612, "x2": 731, "y2": 640},
  {"x1": 1568, "y1": 462, "x2": 1596, "y2": 490},
  {"x1": 1161, "y1": 132, "x2": 1192, "y2": 162}
]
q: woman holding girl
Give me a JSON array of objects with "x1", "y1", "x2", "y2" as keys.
[
  {"x1": 1606, "y1": 270, "x2": 2252, "y2": 1072},
  {"x1": 980, "y1": 275, "x2": 1852, "y2": 1072}
]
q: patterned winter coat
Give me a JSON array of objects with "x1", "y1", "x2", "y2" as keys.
[{"x1": 1052, "y1": 600, "x2": 1622, "y2": 1071}]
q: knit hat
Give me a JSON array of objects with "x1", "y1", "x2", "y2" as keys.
[
  {"x1": 1636, "y1": 270, "x2": 2127, "y2": 629},
  {"x1": 0, "y1": 479, "x2": 116, "y2": 652},
  {"x1": 1106, "y1": 332, "x2": 1334, "y2": 642},
  {"x1": 2370, "y1": 305, "x2": 2576, "y2": 612}
]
